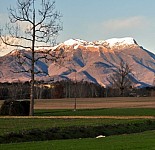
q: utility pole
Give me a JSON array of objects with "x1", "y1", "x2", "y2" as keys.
[{"x1": 74, "y1": 71, "x2": 77, "y2": 111}]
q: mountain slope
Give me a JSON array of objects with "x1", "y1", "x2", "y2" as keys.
[{"x1": 0, "y1": 37, "x2": 155, "y2": 87}]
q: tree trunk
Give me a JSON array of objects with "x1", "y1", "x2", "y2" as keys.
[
  {"x1": 29, "y1": 9, "x2": 35, "y2": 116},
  {"x1": 30, "y1": 68, "x2": 34, "y2": 116}
]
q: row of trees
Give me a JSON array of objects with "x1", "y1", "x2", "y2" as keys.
[
  {"x1": 0, "y1": 80, "x2": 154, "y2": 100},
  {"x1": 0, "y1": 80, "x2": 105, "y2": 100}
]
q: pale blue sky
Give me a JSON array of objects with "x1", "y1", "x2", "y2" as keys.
[{"x1": 0, "y1": 0, "x2": 155, "y2": 53}]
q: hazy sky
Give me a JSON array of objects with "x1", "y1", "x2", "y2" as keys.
[{"x1": 0, "y1": 0, "x2": 155, "y2": 53}]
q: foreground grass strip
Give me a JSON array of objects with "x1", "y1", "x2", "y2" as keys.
[
  {"x1": 0, "y1": 118, "x2": 149, "y2": 136},
  {"x1": 0, "y1": 120, "x2": 155, "y2": 143},
  {"x1": 1, "y1": 130, "x2": 155, "y2": 150}
]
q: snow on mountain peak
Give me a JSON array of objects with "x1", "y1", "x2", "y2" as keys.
[
  {"x1": 63, "y1": 39, "x2": 87, "y2": 46},
  {"x1": 63, "y1": 37, "x2": 138, "y2": 48},
  {"x1": 105, "y1": 37, "x2": 137, "y2": 47}
]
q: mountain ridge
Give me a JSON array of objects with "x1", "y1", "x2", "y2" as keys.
[{"x1": 0, "y1": 37, "x2": 155, "y2": 87}]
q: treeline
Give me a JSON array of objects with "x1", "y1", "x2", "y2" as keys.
[
  {"x1": 0, "y1": 82, "x2": 30, "y2": 100},
  {"x1": 0, "y1": 80, "x2": 105, "y2": 100},
  {"x1": 105, "y1": 86, "x2": 155, "y2": 97},
  {"x1": 0, "y1": 81, "x2": 154, "y2": 100}
]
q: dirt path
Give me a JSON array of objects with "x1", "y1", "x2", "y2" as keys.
[{"x1": 0, "y1": 115, "x2": 154, "y2": 119}]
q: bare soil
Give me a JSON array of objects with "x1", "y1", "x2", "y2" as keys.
[
  {"x1": 0, "y1": 115, "x2": 154, "y2": 119},
  {"x1": 34, "y1": 97, "x2": 155, "y2": 109}
]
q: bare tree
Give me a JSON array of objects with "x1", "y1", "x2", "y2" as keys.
[
  {"x1": 108, "y1": 62, "x2": 133, "y2": 96},
  {"x1": 0, "y1": 0, "x2": 62, "y2": 115}
]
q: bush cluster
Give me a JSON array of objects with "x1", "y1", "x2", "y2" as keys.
[
  {"x1": 0, "y1": 120, "x2": 155, "y2": 143},
  {"x1": 0, "y1": 100, "x2": 30, "y2": 116}
]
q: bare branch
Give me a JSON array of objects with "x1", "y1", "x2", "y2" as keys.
[
  {"x1": 0, "y1": 0, "x2": 63, "y2": 116},
  {"x1": 34, "y1": 70, "x2": 48, "y2": 75},
  {"x1": 108, "y1": 62, "x2": 133, "y2": 96},
  {"x1": 0, "y1": 36, "x2": 31, "y2": 49},
  {"x1": 9, "y1": 0, "x2": 33, "y2": 24},
  {"x1": 11, "y1": 69, "x2": 30, "y2": 74},
  {"x1": 34, "y1": 55, "x2": 48, "y2": 62},
  {"x1": 35, "y1": 1, "x2": 56, "y2": 27}
]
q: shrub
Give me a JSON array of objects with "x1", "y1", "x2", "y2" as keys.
[
  {"x1": 0, "y1": 100, "x2": 30, "y2": 116},
  {"x1": 0, "y1": 120, "x2": 155, "y2": 143}
]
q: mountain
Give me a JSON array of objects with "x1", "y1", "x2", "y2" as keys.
[
  {"x1": 0, "y1": 36, "x2": 20, "y2": 56},
  {"x1": 0, "y1": 37, "x2": 155, "y2": 87}
]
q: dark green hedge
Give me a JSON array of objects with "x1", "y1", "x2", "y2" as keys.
[
  {"x1": 0, "y1": 100, "x2": 30, "y2": 116},
  {"x1": 0, "y1": 120, "x2": 155, "y2": 143}
]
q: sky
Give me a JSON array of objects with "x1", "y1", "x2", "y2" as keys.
[{"x1": 0, "y1": 0, "x2": 155, "y2": 54}]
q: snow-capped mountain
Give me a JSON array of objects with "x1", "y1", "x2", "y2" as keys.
[
  {"x1": 0, "y1": 36, "x2": 21, "y2": 56},
  {"x1": 0, "y1": 37, "x2": 155, "y2": 87}
]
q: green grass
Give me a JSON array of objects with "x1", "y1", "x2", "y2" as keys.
[
  {"x1": 0, "y1": 118, "x2": 148, "y2": 136},
  {"x1": 1, "y1": 108, "x2": 155, "y2": 136},
  {"x1": 1, "y1": 130, "x2": 155, "y2": 150},
  {"x1": 35, "y1": 108, "x2": 155, "y2": 116}
]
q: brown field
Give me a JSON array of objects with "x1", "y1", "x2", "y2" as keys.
[
  {"x1": 0, "y1": 97, "x2": 155, "y2": 119},
  {"x1": 34, "y1": 97, "x2": 155, "y2": 110}
]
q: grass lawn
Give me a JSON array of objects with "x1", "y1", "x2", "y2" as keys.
[
  {"x1": 0, "y1": 118, "x2": 149, "y2": 136},
  {"x1": 0, "y1": 130, "x2": 155, "y2": 150},
  {"x1": 1, "y1": 108, "x2": 155, "y2": 136},
  {"x1": 35, "y1": 108, "x2": 155, "y2": 116}
]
